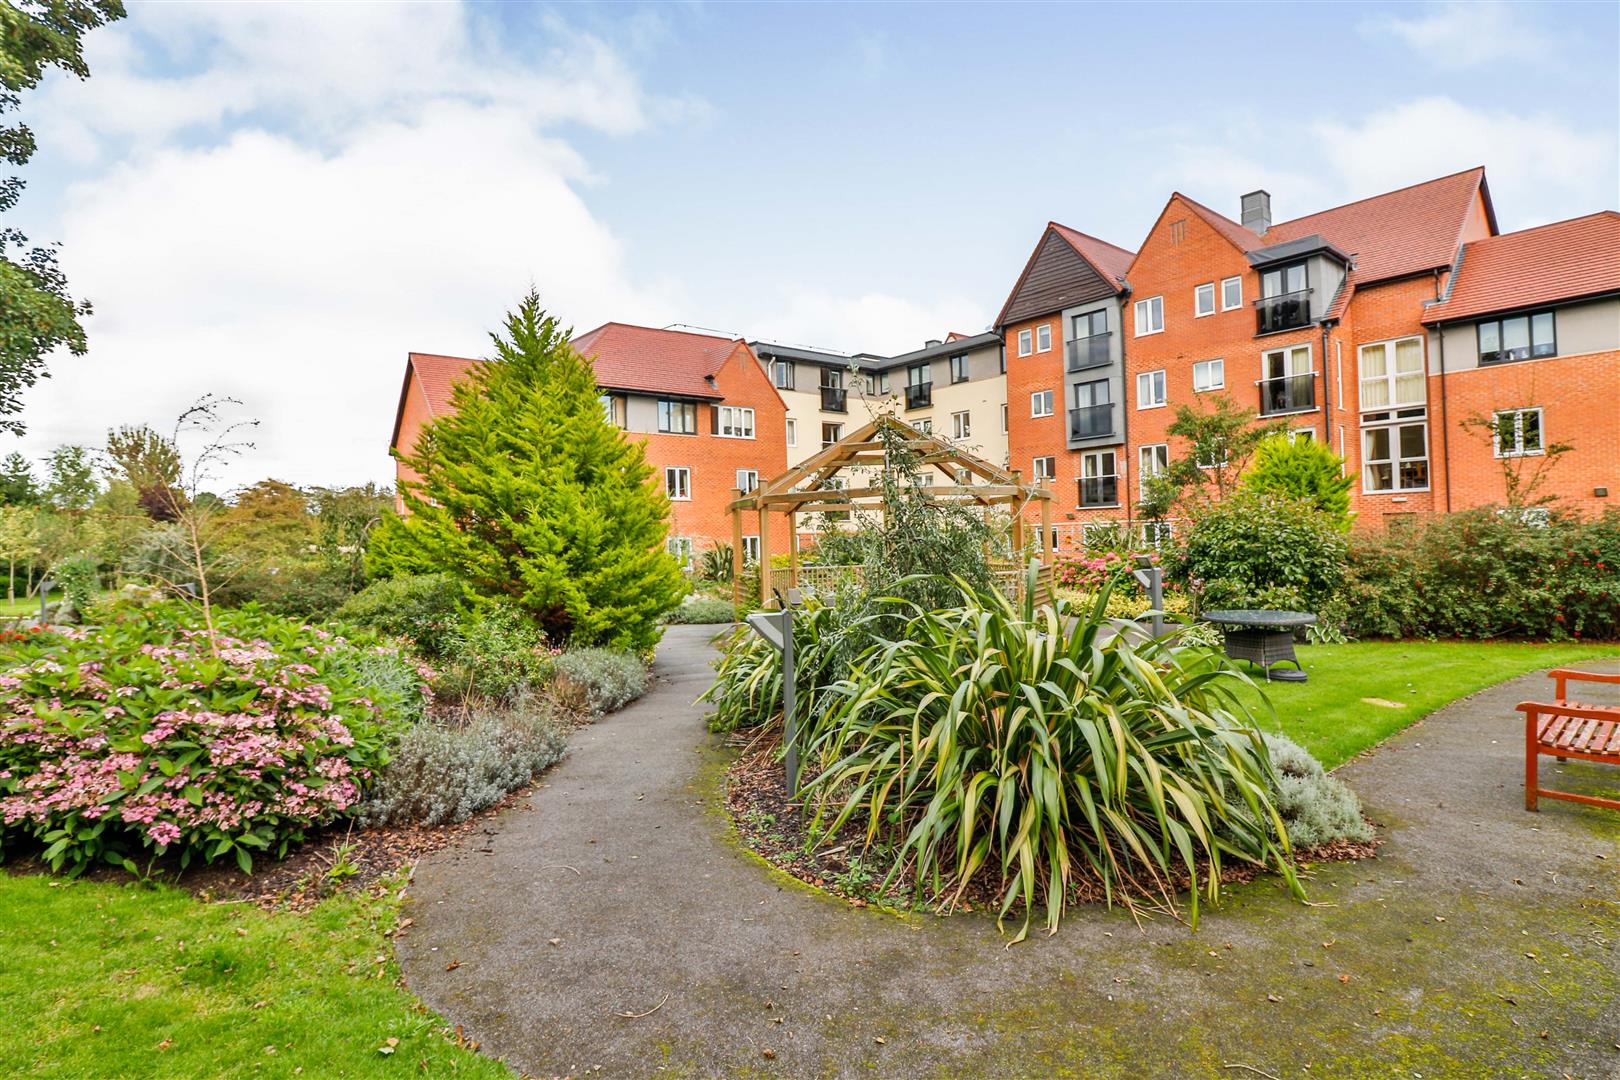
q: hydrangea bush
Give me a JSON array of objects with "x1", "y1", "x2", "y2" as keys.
[{"x1": 0, "y1": 604, "x2": 424, "y2": 875}]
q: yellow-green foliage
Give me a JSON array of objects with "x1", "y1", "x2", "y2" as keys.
[{"x1": 1054, "y1": 587, "x2": 1190, "y2": 620}]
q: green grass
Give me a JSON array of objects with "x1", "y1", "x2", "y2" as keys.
[
  {"x1": 1229, "y1": 640, "x2": 1620, "y2": 768},
  {"x1": 0, "y1": 874, "x2": 509, "y2": 1079},
  {"x1": 0, "y1": 590, "x2": 115, "y2": 618}
]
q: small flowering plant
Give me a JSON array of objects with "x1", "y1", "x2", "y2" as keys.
[
  {"x1": 1053, "y1": 550, "x2": 1157, "y2": 593},
  {"x1": 0, "y1": 603, "x2": 425, "y2": 875}
]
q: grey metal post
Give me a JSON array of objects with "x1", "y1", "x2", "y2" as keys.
[
  {"x1": 38, "y1": 578, "x2": 53, "y2": 625},
  {"x1": 1133, "y1": 557, "x2": 1164, "y2": 638},
  {"x1": 781, "y1": 590, "x2": 798, "y2": 798}
]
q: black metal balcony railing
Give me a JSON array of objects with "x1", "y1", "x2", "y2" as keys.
[
  {"x1": 905, "y1": 383, "x2": 933, "y2": 410},
  {"x1": 1258, "y1": 372, "x2": 1316, "y2": 415},
  {"x1": 1066, "y1": 333, "x2": 1112, "y2": 372},
  {"x1": 1255, "y1": 289, "x2": 1313, "y2": 334},
  {"x1": 819, "y1": 386, "x2": 847, "y2": 413},
  {"x1": 1069, "y1": 403, "x2": 1113, "y2": 440},
  {"x1": 1079, "y1": 475, "x2": 1118, "y2": 507}
]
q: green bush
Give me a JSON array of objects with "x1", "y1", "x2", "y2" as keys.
[
  {"x1": 356, "y1": 696, "x2": 566, "y2": 827},
  {"x1": 666, "y1": 596, "x2": 738, "y2": 624},
  {"x1": 0, "y1": 604, "x2": 423, "y2": 875},
  {"x1": 1244, "y1": 434, "x2": 1353, "y2": 527},
  {"x1": 700, "y1": 601, "x2": 873, "y2": 735},
  {"x1": 335, "y1": 573, "x2": 465, "y2": 657},
  {"x1": 435, "y1": 604, "x2": 559, "y2": 704},
  {"x1": 1172, "y1": 491, "x2": 1347, "y2": 613},
  {"x1": 229, "y1": 561, "x2": 357, "y2": 619},
  {"x1": 551, "y1": 648, "x2": 649, "y2": 714},
  {"x1": 802, "y1": 578, "x2": 1303, "y2": 939},
  {"x1": 1344, "y1": 508, "x2": 1620, "y2": 640},
  {"x1": 1260, "y1": 735, "x2": 1372, "y2": 848}
]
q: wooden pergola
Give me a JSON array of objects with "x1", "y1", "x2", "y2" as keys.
[{"x1": 728, "y1": 416, "x2": 1055, "y2": 608}]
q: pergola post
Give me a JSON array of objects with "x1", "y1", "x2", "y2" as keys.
[
  {"x1": 1009, "y1": 469, "x2": 1026, "y2": 561},
  {"x1": 1038, "y1": 483, "x2": 1053, "y2": 567},
  {"x1": 757, "y1": 505, "x2": 772, "y2": 608},
  {"x1": 788, "y1": 510, "x2": 800, "y2": 588},
  {"x1": 730, "y1": 488, "x2": 745, "y2": 611}
]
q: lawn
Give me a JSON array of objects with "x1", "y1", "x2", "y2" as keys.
[
  {"x1": 0, "y1": 873, "x2": 508, "y2": 1079},
  {"x1": 1229, "y1": 639, "x2": 1620, "y2": 768}
]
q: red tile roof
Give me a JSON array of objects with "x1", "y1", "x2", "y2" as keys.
[
  {"x1": 1051, "y1": 223, "x2": 1135, "y2": 284},
  {"x1": 1174, "y1": 193, "x2": 1264, "y2": 253},
  {"x1": 571, "y1": 322, "x2": 739, "y2": 399},
  {"x1": 1169, "y1": 168, "x2": 1492, "y2": 286},
  {"x1": 1265, "y1": 167, "x2": 1489, "y2": 284},
  {"x1": 1422, "y1": 211, "x2": 1620, "y2": 324},
  {"x1": 406, "y1": 352, "x2": 482, "y2": 418}
]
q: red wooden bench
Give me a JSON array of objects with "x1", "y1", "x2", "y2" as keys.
[{"x1": 1518, "y1": 669, "x2": 1620, "y2": 812}]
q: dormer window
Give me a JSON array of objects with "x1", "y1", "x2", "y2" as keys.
[
  {"x1": 1256, "y1": 261, "x2": 1311, "y2": 334},
  {"x1": 1478, "y1": 312, "x2": 1556, "y2": 365}
]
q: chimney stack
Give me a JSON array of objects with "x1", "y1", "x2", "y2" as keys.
[
  {"x1": 1241, "y1": 190, "x2": 1272, "y2": 234},
  {"x1": 925, "y1": 338, "x2": 942, "y2": 347}
]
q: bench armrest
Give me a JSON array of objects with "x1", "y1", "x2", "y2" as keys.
[
  {"x1": 1548, "y1": 668, "x2": 1620, "y2": 685},
  {"x1": 1519, "y1": 700, "x2": 1620, "y2": 723}
]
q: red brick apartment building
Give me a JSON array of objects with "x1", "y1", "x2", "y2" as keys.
[
  {"x1": 389, "y1": 323, "x2": 789, "y2": 566},
  {"x1": 996, "y1": 168, "x2": 1619, "y2": 538}
]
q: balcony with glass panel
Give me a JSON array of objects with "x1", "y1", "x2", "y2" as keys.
[
  {"x1": 1258, "y1": 372, "x2": 1316, "y2": 415},
  {"x1": 1255, "y1": 290, "x2": 1313, "y2": 334},
  {"x1": 1069, "y1": 403, "x2": 1113, "y2": 439},
  {"x1": 1065, "y1": 332, "x2": 1112, "y2": 372},
  {"x1": 819, "y1": 385, "x2": 847, "y2": 413},
  {"x1": 905, "y1": 383, "x2": 933, "y2": 410},
  {"x1": 1079, "y1": 474, "x2": 1118, "y2": 507}
]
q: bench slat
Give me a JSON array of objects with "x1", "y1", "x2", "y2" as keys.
[
  {"x1": 1538, "y1": 714, "x2": 1572, "y2": 746},
  {"x1": 1562, "y1": 717, "x2": 1598, "y2": 751},
  {"x1": 1591, "y1": 719, "x2": 1618, "y2": 754}
]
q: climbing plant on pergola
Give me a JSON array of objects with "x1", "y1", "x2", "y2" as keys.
[{"x1": 728, "y1": 416, "x2": 1055, "y2": 608}]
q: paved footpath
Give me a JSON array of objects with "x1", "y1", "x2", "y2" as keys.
[{"x1": 401, "y1": 626, "x2": 1620, "y2": 1079}]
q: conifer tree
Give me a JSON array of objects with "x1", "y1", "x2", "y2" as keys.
[
  {"x1": 1244, "y1": 432, "x2": 1354, "y2": 528},
  {"x1": 380, "y1": 290, "x2": 685, "y2": 653}
]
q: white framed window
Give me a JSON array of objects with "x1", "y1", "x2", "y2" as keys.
[
  {"x1": 1134, "y1": 296, "x2": 1164, "y2": 336},
  {"x1": 1138, "y1": 443, "x2": 1168, "y2": 500},
  {"x1": 785, "y1": 418, "x2": 797, "y2": 447},
  {"x1": 716, "y1": 405, "x2": 755, "y2": 439},
  {"x1": 1194, "y1": 283, "x2": 1216, "y2": 317},
  {"x1": 771, "y1": 360, "x2": 795, "y2": 390},
  {"x1": 1079, "y1": 450, "x2": 1118, "y2": 507},
  {"x1": 1036, "y1": 324, "x2": 1052, "y2": 352},
  {"x1": 1136, "y1": 369, "x2": 1167, "y2": 409},
  {"x1": 915, "y1": 418, "x2": 932, "y2": 434},
  {"x1": 1000, "y1": 403, "x2": 1008, "y2": 433},
  {"x1": 1032, "y1": 456, "x2": 1056, "y2": 482},
  {"x1": 1017, "y1": 329, "x2": 1033, "y2": 356},
  {"x1": 1362, "y1": 419, "x2": 1429, "y2": 493},
  {"x1": 741, "y1": 535, "x2": 761, "y2": 565},
  {"x1": 1220, "y1": 276, "x2": 1243, "y2": 311},
  {"x1": 821, "y1": 422, "x2": 842, "y2": 447},
  {"x1": 1031, "y1": 390, "x2": 1054, "y2": 418},
  {"x1": 657, "y1": 399, "x2": 698, "y2": 434},
  {"x1": 666, "y1": 536, "x2": 693, "y2": 564},
  {"x1": 1139, "y1": 520, "x2": 1175, "y2": 547},
  {"x1": 735, "y1": 468, "x2": 759, "y2": 494},
  {"x1": 664, "y1": 466, "x2": 691, "y2": 500},
  {"x1": 1290, "y1": 428, "x2": 1315, "y2": 444},
  {"x1": 951, "y1": 410, "x2": 972, "y2": 439},
  {"x1": 1494, "y1": 408, "x2": 1544, "y2": 458},
  {"x1": 1358, "y1": 337, "x2": 1426, "y2": 411},
  {"x1": 1196, "y1": 439, "x2": 1229, "y2": 470},
  {"x1": 1193, "y1": 358, "x2": 1224, "y2": 391},
  {"x1": 1261, "y1": 344, "x2": 1315, "y2": 415}
]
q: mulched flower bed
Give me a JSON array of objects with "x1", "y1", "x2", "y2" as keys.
[{"x1": 725, "y1": 727, "x2": 1380, "y2": 924}]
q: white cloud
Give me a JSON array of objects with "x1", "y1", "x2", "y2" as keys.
[
  {"x1": 1313, "y1": 98, "x2": 1617, "y2": 229},
  {"x1": 748, "y1": 291, "x2": 990, "y2": 358},
  {"x1": 17, "y1": 5, "x2": 695, "y2": 489},
  {"x1": 1142, "y1": 97, "x2": 1615, "y2": 233},
  {"x1": 1365, "y1": 1, "x2": 1552, "y2": 70}
]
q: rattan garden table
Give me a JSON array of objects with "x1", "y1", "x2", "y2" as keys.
[{"x1": 1200, "y1": 609, "x2": 1317, "y2": 682}]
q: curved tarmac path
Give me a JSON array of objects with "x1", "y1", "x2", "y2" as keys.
[{"x1": 402, "y1": 626, "x2": 1620, "y2": 1078}]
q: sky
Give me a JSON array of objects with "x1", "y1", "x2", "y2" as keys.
[{"x1": 10, "y1": 0, "x2": 1619, "y2": 491}]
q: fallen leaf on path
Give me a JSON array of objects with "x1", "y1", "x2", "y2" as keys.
[{"x1": 445, "y1": 960, "x2": 460, "y2": 971}]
